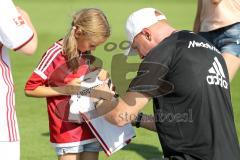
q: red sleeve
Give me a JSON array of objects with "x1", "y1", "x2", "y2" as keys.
[
  {"x1": 25, "y1": 44, "x2": 62, "y2": 90},
  {"x1": 25, "y1": 72, "x2": 45, "y2": 90}
]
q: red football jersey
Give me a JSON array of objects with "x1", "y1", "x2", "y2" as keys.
[{"x1": 25, "y1": 41, "x2": 96, "y2": 145}]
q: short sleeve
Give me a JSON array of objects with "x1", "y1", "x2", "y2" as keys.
[
  {"x1": 25, "y1": 72, "x2": 46, "y2": 90},
  {"x1": 25, "y1": 56, "x2": 56, "y2": 91},
  {"x1": 25, "y1": 44, "x2": 62, "y2": 90},
  {"x1": 127, "y1": 39, "x2": 176, "y2": 98},
  {"x1": 0, "y1": 0, "x2": 33, "y2": 50},
  {"x1": 34, "y1": 44, "x2": 63, "y2": 80}
]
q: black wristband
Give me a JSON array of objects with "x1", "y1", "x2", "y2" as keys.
[{"x1": 135, "y1": 112, "x2": 143, "y2": 128}]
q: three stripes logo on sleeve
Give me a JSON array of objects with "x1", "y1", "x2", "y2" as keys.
[{"x1": 206, "y1": 57, "x2": 228, "y2": 89}]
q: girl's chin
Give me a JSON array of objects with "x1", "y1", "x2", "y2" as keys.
[{"x1": 78, "y1": 49, "x2": 87, "y2": 53}]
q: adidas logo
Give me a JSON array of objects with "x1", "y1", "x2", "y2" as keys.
[{"x1": 206, "y1": 57, "x2": 228, "y2": 89}]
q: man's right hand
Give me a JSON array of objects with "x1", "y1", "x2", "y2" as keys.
[{"x1": 90, "y1": 82, "x2": 115, "y2": 102}]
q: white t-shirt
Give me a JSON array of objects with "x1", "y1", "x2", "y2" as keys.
[{"x1": 0, "y1": 0, "x2": 33, "y2": 142}]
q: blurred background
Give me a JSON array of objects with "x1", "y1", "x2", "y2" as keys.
[{"x1": 11, "y1": 0, "x2": 239, "y2": 159}]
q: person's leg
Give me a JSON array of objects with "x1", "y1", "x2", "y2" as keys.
[
  {"x1": 199, "y1": 30, "x2": 239, "y2": 81},
  {"x1": 222, "y1": 53, "x2": 240, "y2": 81},
  {"x1": 57, "y1": 152, "x2": 99, "y2": 160},
  {"x1": 81, "y1": 141, "x2": 102, "y2": 160},
  {"x1": 212, "y1": 23, "x2": 240, "y2": 81},
  {"x1": 55, "y1": 145, "x2": 83, "y2": 160},
  {"x1": 80, "y1": 152, "x2": 99, "y2": 160},
  {"x1": 58, "y1": 153, "x2": 80, "y2": 160}
]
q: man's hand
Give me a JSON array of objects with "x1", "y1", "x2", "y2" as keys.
[
  {"x1": 90, "y1": 82, "x2": 115, "y2": 102},
  {"x1": 105, "y1": 92, "x2": 150, "y2": 126}
]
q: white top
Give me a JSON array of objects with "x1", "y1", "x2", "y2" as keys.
[
  {"x1": 200, "y1": 0, "x2": 240, "y2": 32},
  {"x1": 0, "y1": 0, "x2": 33, "y2": 142}
]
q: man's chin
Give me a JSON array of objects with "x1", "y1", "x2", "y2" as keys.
[
  {"x1": 140, "y1": 55, "x2": 145, "y2": 59},
  {"x1": 139, "y1": 53, "x2": 145, "y2": 59}
]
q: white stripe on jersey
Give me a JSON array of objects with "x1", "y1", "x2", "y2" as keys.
[
  {"x1": 42, "y1": 49, "x2": 62, "y2": 72},
  {"x1": 0, "y1": 57, "x2": 13, "y2": 141},
  {"x1": 7, "y1": 66, "x2": 18, "y2": 141},
  {"x1": 34, "y1": 69, "x2": 48, "y2": 80},
  {"x1": 36, "y1": 45, "x2": 58, "y2": 71},
  {"x1": 34, "y1": 43, "x2": 62, "y2": 79},
  {"x1": 37, "y1": 44, "x2": 62, "y2": 72},
  {"x1": 0, "y1": 47, "x2": 17, "y2": 141},
  {"x1": 0, "y1": 57, "x2": 11, "y2": 141}
]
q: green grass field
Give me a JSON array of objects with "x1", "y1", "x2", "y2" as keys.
[{"x1": 10, "y1": 0, "x2": 240, "y2": 159}]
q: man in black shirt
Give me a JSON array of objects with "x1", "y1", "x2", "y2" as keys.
[{"x1": 98, "y1": 8, "x2": 240, "y2": 160}]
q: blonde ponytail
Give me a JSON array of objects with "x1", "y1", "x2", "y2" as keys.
[{"x1": 63, "y1": 26, "x2": 79, "y2": 71}]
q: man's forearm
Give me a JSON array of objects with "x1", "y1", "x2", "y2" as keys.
[
  {"x1": 101, "y1": 92, "x2": 150, "y2": 127},
  {"x1": 84, "y1": 98, "x2": 118, "y2": 121}
]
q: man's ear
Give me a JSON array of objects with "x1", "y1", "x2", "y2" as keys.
[{"x1": 142, "y1": 28, "x2": 152, "y2": 41}]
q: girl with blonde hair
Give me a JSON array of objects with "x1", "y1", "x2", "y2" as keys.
[{"x1": 25, "y1": 8, "x2": 111, "y2": 160}]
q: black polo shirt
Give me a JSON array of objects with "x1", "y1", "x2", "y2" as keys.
[{"x1": 128, "y1": 31, "x2": 240, "y2": 160}]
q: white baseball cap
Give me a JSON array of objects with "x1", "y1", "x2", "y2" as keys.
[{"x1": 125, "y1": 8, "x2": 167, "y2": 56}]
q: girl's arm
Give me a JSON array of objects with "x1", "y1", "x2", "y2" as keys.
[
  {"x1": 25, "y1": 69, "x2": 112, "y2": 98},
  {"x1": 25, "y1": 85, "x2": 81, "y2": 98},
  {"x1": 25, "y1": 76, "x2": 82, "y2": 97},
  {"x1": 193, "y1": 0, "x2": 202, "y2": 33}
]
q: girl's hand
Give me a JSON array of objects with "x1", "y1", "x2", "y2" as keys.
[
  {"x1": 58, "y1": 78, "x2": 82, "y2": 95},
  {"x1": 67, "y1": 78, "x2": 82, "y2": 86},
  {"x1": 98, "y1": 69, "x2": 109, "y2": 81}
]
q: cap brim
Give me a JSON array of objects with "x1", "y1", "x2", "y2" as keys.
[{"x1": 124, "y1": 46, "x2": 138, "y2": 56}]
